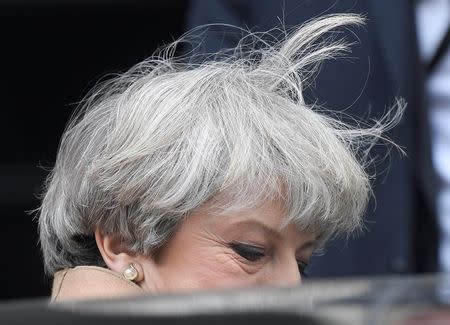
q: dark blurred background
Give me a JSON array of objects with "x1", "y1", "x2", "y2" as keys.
[{"x1": 1, "y1": 0, "x2": 187, "y2": 300}]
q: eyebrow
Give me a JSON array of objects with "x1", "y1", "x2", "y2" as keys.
[{"x1": 230, "y1": 219, "x2": 318, "y2": 251}]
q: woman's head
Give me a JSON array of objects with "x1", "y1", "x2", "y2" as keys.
[{"x1": 38, "y1": 14, "x2": 403, "y2": 292}]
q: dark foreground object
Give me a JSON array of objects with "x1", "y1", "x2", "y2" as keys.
[{"x1": 1, "y1": 275, "x2": 450, "y2": 325}]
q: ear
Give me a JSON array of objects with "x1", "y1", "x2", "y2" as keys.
[
  {"x1": 94, "y1": 228, "x2": 144, "y2": 282},
  {"x1": 95, "y1": 228, "x2": 165, "y2": 292}
]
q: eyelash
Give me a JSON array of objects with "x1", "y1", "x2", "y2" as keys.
[
  {"x1": 229, "y1": 242, "x2": 309, "y2": 276},
  {"x1": 229, "y1": 242, "x2": 265, "y2": 262},
  {"x1": 297, "y1": 261, "x2": 309, "y2": 278}
]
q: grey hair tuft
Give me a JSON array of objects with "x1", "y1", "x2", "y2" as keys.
[{"x1": 38, "y1": 14, "x2": 404, "y2": 274}]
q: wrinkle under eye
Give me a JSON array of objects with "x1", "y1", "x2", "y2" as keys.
[{"x1": 229, "y1": 242, "x2": 265, "y2": 262}]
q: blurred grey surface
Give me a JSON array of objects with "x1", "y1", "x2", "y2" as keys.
[{"x1": 2, "y1": 274, "x2": 447, "y2": 325}]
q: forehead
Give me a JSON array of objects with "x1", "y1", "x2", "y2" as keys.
[
  {"x1": 198, "y1": 195, "x2": 286, "y2": 227},
  {"x1": 192, "y1": 197, "x2": 316, "y2": 242}
]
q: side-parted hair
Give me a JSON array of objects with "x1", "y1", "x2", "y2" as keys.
[{"x1": 38, "y1": 14, "x2": 404, "y2": 274}]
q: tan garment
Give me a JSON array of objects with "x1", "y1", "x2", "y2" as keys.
[{"x1": 51, "y1": 266, "x2": 145, "y2": 302}]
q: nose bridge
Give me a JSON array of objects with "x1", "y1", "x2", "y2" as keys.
[{"x1": 269, "y1": 254, "x2": 301, "y2": 287}]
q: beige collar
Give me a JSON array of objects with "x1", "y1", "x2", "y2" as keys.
[{"x1": 51, "y1": 266, "x2": 145, "y2": 302}]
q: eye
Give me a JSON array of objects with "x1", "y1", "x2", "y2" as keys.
[
  {"x1": 297, "y1": 260, "x2": 309, "y2": 278},
  {"x1": 229, "y1": 242, "x2": 265, "y2": 262}
]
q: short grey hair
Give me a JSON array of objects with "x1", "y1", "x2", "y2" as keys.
[{"x1": 38, "y1": 14, "x2": 404, "y2": 274}]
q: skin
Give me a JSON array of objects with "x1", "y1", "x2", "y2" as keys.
[{"x1": 96, "y1": 198, "x2": 317, "y2": 293}]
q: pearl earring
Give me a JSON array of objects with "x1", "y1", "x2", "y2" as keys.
[{"x1": 123, "y1": 263, "x2": 139, "y2": 282}]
